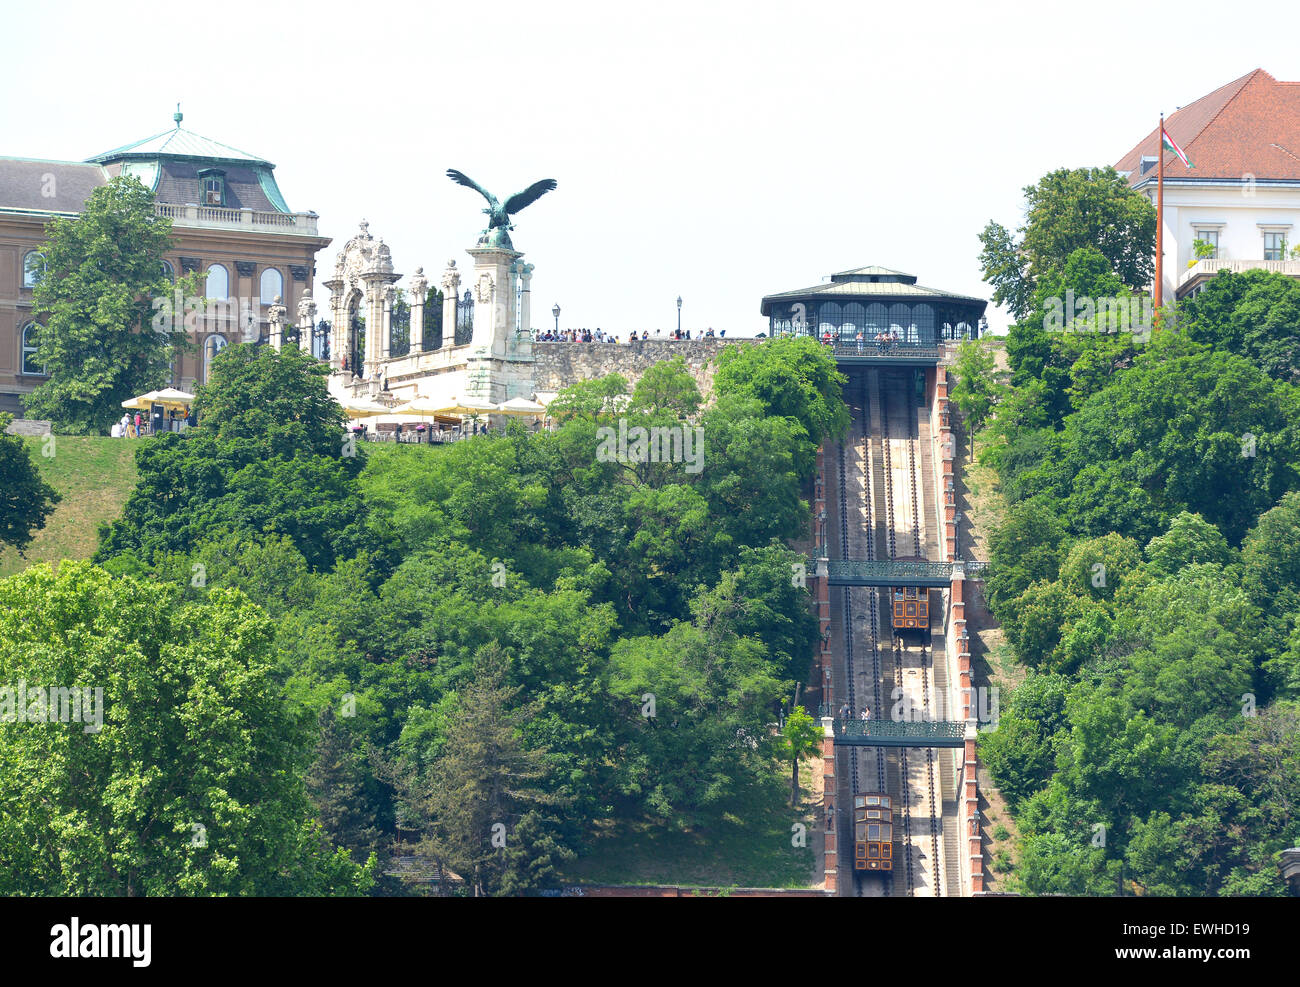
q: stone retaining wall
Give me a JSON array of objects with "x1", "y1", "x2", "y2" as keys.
[
  {"x1": 532, "y1": 338, "x2": 751, "y2": 397},
  {"x1": 3, "y1": 418, "x2": 52, "y2": 436}
]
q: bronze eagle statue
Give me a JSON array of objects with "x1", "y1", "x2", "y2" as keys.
[{"x1": 446, "y1": 169, "x2": 557, "y2": 247}]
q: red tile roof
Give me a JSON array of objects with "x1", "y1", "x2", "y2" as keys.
[{"x1": 1115, "y1": 69, "x2": 1300, "y2": 184}]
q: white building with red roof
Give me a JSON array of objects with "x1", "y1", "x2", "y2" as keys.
[{"x1": 1115, "y1": 68, "x2": 1300, "y2": 300}]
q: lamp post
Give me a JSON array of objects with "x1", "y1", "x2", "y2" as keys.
[
  {"x1": 676, "y1": 295, "x2": 682, "y2": 334},
  {"x1": 314, "y1": 319, "x2": 331, "y2": 362},
  {"x1": 552, "y1": 303, "x2": 560, "y2": 334}
]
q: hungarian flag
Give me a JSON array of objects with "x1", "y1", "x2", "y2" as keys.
[{"x1": 1162, "y1": 127, "x2": 1194, "y2": 169}]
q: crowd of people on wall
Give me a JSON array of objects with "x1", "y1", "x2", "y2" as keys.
[{"x1": 532, "y1": 327, "x2": 725, "y2": 343}]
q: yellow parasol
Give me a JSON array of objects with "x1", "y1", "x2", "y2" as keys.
[
  {"x1": 122, "y1": 387, "x2": 195, "y2": 412},
  {"x1": 496, "y1": 396, "x2": 547, "y2": 416},
  {"x1": 341, "y1": 398, "x2": 394, "y2": 419}
]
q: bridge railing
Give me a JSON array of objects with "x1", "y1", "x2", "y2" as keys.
[
  {"x1": 828, "y1": 342, "x2": 944, "y2": 360},
  {"x1": 825, "y1": 559, "x2": 954, "y2": 585},
  {"x1": 808, "y1": 558, "x2": 991, "y2": 584},
  {"x1": 815, "y1": 709, "x2": 967, "y2": 746}
]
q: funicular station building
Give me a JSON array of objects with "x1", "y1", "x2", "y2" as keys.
[{"x1": 761, "y1": 266, "x2": 988, "y2": 897}]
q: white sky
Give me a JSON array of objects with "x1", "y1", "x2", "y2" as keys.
[{"x1": 4, "y1": 0, "x2": 1298, "y2": 334}]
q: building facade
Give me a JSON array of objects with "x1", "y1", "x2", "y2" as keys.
[
  {"x1": 0, "y1": 111, "x2": 330, "y2": 415},
  {"x1": 1115, "y1": 69, "x2": 1300, "y2": 301}
]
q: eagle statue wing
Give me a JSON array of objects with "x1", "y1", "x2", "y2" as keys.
[
  {"x1": 503, "y1": 179, "x2": 558, "y2": 216},
  {"x1": 446, "y1": 169, "x2": 496, "y2": 206}
]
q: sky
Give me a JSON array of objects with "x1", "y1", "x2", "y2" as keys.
[{"x1": 4, "y1": 0, "x2": 1298, "y2": 335}]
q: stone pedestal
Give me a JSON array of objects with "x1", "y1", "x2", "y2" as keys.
[{"x1": 466, "y1": 245, "x2": 522, "y2": 357}]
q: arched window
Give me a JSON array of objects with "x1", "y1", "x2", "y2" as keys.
[
  {"x1": 162, "y1": 260, "x2": 174, "y2": 282},
  {"x1": 889, "y1": 304, "x2": 911, "y2": 341},
  {"x1": 865, "y1": 303, "x2": 888, "y2": 338},
  {"x1": 842, "y1": 302, "x2": 865, "y2": 344},
  {"x1": 818, "y1": 302, "x2": 842, "y2": 340},
  {"x1": 914, "y1": 304, "x2": 935, "y2": 343},
  {"x1": 205, "y1": 264, "x2": 229, "y2": 300},
  {"x1": 21, "y1": 322, "x2": 46, "y2": 376},
  {"x1": 23, "y1": 251, "x2": 45, "y2": 288},
  {"x1": 203, "y1": 334, "x2": 228, "y2": 383},
  {"x1": 260, "y1": 268, "x2": 283, "y2": 306}
]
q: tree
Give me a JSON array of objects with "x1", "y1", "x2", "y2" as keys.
[
  {"x1": 0, "y1": 414, "x2": 60, "y2": 552},
  {"x1": 781, "y1": 706, "x2": 822, "y2": 806},
  {"x1": 307, "y1": 706, "x2": 383, "y2": 865},
  {"x1": 0, "y1": 562, "x2": 373, "y2": 895},
  {"x1": 695, "y1": 395, "x2": 810, "y2": 555},
  {"x1": 96, "y1": 343, "x2": 373, "y2": 571},
  {"x1": 195, "y1": 341, "x2": 347, "y2": 459},
  {"x1": 712, "y1": 336, "x2": 849, "y2": 476},
  {"x1": 1178, "y1": 269, "x2": 1300, "y2": 383},
  {"x1": 608, "y1": 611, "x2": 785, "y2": 828},
  {"x1": 1047, "y1": 334, "x2": 1300, "y2": 544},
  {"x1": 949, "y1": 339, "x2": 1004, "y2": 455},
  {"x1": 629, "y1": 355, "x2": 702, "y2": 418},
  {"x1": 23, "y1": 175, "x2": 198, "y2": 433},
  {"x1": 985, "y1": 496, "x2": 1067, "y2": 612},
  {"x1": 979, "y1": 167, "x2": 1156, "y2": 321},
  {"x1": 980, "y1": 673, "x2": 1070, "y2": 809},
  {"x1": 545, "y1": 373, "x2": 629, "y2": 422},
  {"x1": 380, "y1": 644, "x2": 567, "y2": 896},
  {"x1": 1144, "y1": 512, "x2": 1233, "y2": 576},
  {"x1": 976, "y1": 221, "x2": 1034, "y2": 323}
]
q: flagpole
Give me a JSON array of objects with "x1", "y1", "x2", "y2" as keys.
[{"x1": 1155, "y1": 113, "x2": 1164, "y2": 323}]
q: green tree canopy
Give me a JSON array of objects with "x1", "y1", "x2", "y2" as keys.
[
  {"x1": 96, "y1": 343, "x2": 371, "y2": 571},
  {"x1": 712, "y1": 336, "x2": 848, "y2": 476},
  {"x1": 979, "y1": 167, "x2": 1156, "y2": 322},
  {"x1": 0, "y1": 414, "x2": 60, "y2": 552},
  {"x1": 24, "y1": 176, "x2": 199, "y2": 434},
  {"x1": 1178, "y1": 269, "x2": 1300, "y2": 383},
  {"x1": 0, "y1": 562, "x2": 372, "y2": 895}
]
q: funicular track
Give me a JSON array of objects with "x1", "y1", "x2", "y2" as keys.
[
  {"x1": 884, "y1": 369, "x2": 943, "y2": 896},
  {"x1": 832, "y1": 367, "x2": 954, "y2": 897}
]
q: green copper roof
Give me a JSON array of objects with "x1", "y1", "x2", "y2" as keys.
[
  {"x1": 257, "y1": 168, "x2": 290, "y2": 212},
  {"x1": 831, "y1": 265, "x2": 917, "y2": 281},
  {"x1": 86, "y1": 125, "x2": 272, "y2": 167}
]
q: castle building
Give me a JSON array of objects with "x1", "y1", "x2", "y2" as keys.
[
  {"x1": 0, "y1": 111, "x2": 330, "y2": 414},
  {"x1": 1115, "y1": 69, "x2": 1300, "y2": 300}
]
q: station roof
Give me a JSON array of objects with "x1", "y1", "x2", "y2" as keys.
[{"x1": 760, "y1": 265, "x2": 986, "y2": 316}]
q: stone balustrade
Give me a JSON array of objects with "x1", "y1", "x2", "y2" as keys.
[{"x1": 154, "y1": 202, "x2": 319, "y2": 236}]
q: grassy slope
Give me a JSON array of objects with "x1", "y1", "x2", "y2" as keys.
[
  {"x1": 0, "y1": 436, "x2": 137, "y2": 578},
  {"x1": 954, "y1": 401, "x2": 1023, "y2": 891},
  {"x1": 561, "y1": 768, "x2": 819, "y2": 889}
]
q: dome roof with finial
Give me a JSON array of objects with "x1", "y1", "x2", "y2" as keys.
[
  {"x1": 86, "y1": 106, "x2": 273, "y2": 167},
  {"x1": 81, "y1": 107, "x2": 291, "y2": 213}
]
